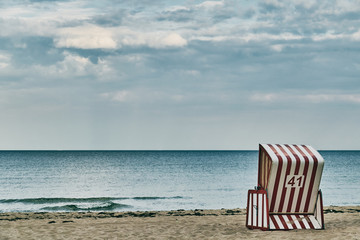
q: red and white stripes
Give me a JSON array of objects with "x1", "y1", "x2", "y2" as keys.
[
  {"x1": 246, "y1": 189, "x2": 325, "y2": 230},
  {"x1": 269, "y1": 214, "x2": 322, "y2": 230},
  {"x1": 247, "y1": 144, "x2": 325, "y2": 230},
  {"x1": 246, "y1": 190, "x2": 269, "y2": 230},
  {"x1": 259, "y1": 144, "x2": 324, "y2": 214}
]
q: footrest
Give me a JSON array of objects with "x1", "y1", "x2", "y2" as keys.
[{"x1": 269, "y1": 214, "x2": 322, "y2": 230}]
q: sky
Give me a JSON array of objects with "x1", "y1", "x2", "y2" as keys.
[{"x1": 0, "y1": 0, "x2": 359, "y2": 150}]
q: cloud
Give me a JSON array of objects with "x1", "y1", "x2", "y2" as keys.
[
  {"x1": 55, "y1": 25, "x2": 117, "y2": 49},
  {"x1": 0, "y1": 1, "x2": 96, "y2": 37},
  {"x1": 351, "y1": 30, "x2": 360, "y2": 41},
  {"x1": 51, "y1": 52, "x2": 93, "y2": 76},
  {"x1": 91, "y1": 9, "x2": 126, "y2": 27},
  {"x1": 99, "y1": 88, "x2": 205, "y2": 106},
  {"x1": 114, "y1": 29, "x2": 187, "y2": 49},
  {"x1": 54, "y1": 24, "x2": 187, "y2": 49},
  {"x1": 157, "y1": 8, "x2": 194, "y2": 22},
  {"x1": 259, "y1": 0, "x2": 284, "y2": 13},
  {"x1": 2, "y1": 0, "x2": 358, "y2": 53},
  {"x1": 196, "y1": 1, "x2": 224, "y2": 9},
  {"x1": 190, "y1": 32, "x2": 303, "y2": 43},
  {"x1": 161, "y1": 33, "x2": 187, "y2": 47},
  {"x1": 250, "y1": 93, "x2": 360, "y2": 104},
  {"x1": 0, "y1": 53, "x2": 11, "y2": 69},
  {"x1": 294, "y1": 0, "x2": 317, "y2": 9},
  {"x1": 27, "y1": 51, "x2": 116, "y2": 82},
  {"x1": 101, "y1": 90, "x2": 132, "y2": 102},
  {"x1": 271, "y1": 44, "x2": 283, "y2": 52},
  {"x1": 311, "y1": 30, "x2": 360, "y2": 42},
  {"x1": 303, "y1": 94, "x2": 360, "y2": 103}
]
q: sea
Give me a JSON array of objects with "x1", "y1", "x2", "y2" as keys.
[{"x1": 0, "y1": 150, "x2": 359, "y2": 213}]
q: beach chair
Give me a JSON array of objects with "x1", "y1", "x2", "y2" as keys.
[{"x1": 246, "y1": 144, "x2": 325, "y2": 230}]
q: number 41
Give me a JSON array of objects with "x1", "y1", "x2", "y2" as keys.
[{"x1": 285, "y1": 175, "x2": 304, "y2": 188}]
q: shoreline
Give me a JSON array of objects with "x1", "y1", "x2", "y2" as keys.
[{"x1": 1, "y1": 206, "x2": 359, "y2": 239}]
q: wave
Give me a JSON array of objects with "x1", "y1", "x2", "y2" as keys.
[
  {"x1": 0, "y1": 196, "x2": 184, "y2": 205},
  {"x1": 133, "y1": 196, "x2": 183, "y2": 200},
  {"x1": 0, "y1": 197, "x2": 126, "y2": 204},
  {"x1": 40, "y1": 202, "x2": 130, "y2": 212},
  {"x1": 0, "y1": 196, "x2": 186, "y2": 212}
]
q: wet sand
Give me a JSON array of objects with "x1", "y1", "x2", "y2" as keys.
[{"x1": 0, "y1": 206, "x2": 359, "y2": 239}]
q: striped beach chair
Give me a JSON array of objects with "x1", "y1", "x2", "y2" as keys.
[{"x1": 246, "y1": 144, "x2": 325, "y2": 230}]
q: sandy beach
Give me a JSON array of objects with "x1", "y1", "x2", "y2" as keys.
[{"x1": 0, "y1": 206, "x2": 359, "y2": 239}]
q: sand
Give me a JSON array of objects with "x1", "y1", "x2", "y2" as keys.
[{"x1": 0, "y1": 206, "x2": 359, "y2": 239}]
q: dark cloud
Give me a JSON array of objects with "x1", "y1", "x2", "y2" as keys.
[
  {"x1": 91, "y1": 9, "x2": 127, "y2": 27},
  {"x1": 212, "y1": 11, "x2": 235, "y2": 23},
  {"x1": 243, "y1": 8, "x2": 256, "y2": 19},
  {"x1": 259, "y1": 1, "x2": 283, "y2": 14},
  {"x1": 157, "y1": 9, "x2": 194, "y2": 22},
  {"x1": 63, "y1": 48, "x2": 117, "y2": 64},
  {"x1": 0, "y1": 36, "x2": 62, "y2": 67},
  {"x1": 330, "y1": 11, "x2": 360, "y2": 21}
]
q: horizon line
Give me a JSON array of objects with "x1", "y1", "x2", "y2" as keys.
[{"x1": 0, "y1": 149, "x2": 359, "y2": 151}]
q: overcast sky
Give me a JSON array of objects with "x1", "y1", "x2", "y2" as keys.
[{"x1": 0, "y1": 0, "x2": 359, "y2": 150}]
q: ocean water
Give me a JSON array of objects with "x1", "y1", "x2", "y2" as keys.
[{"x1": 0, "y1": 150, "x2": 359, "y2": 212}]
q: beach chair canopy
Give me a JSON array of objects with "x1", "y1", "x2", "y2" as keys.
[{"x1": 258, "y1": 144, "x2": 324, "y2": 214}]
